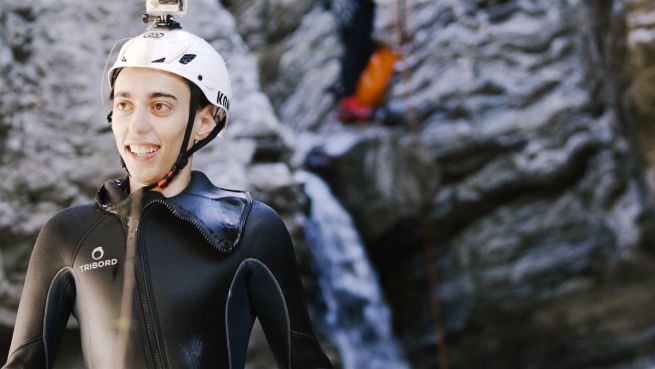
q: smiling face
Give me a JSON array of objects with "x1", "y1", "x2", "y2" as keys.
[{"x1": 111, "y1": 67, "x2": 215, "y2": 192}]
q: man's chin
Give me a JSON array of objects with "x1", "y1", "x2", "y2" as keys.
[{"x1": 128, "y1": 171, "x2": 165, "y2": 189}]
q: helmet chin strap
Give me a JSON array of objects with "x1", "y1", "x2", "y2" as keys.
[{"x1": 144, "y1": 85, "x2": 202, "y2": 191}]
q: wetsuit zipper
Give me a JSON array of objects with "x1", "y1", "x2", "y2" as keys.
[
  {"x1": 135, "y1": 207, "x2": 168, "y2": 369},
  {"x1": 115, "y1": 198, "x2": 221, "y2": 369}
]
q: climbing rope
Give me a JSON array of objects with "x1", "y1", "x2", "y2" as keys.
[
  {"x1": 394, "y1": 0, "x2": 449, "y2": 368},
  {"x1": 115, "y1": 189, "x2": 142, "y2": 369},
  {"x1": 395, "y1": 0, "x2": 418, "y2": 135}
]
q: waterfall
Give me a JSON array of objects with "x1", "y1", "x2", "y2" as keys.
[{"x1": 301, "y1": 171, "x2": 410, "y2": 369}]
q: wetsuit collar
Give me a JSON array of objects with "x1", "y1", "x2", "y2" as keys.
[{"x1": 95, "y1": 171, "x2": 252, "y2": 253}]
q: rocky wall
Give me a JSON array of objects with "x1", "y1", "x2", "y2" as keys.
[
  {"x1": 225, "y1": 0, "x2": 655, "y2": 368},
  {"x1": 5, "y1": 0, "x2": 655, "y2": 367}
]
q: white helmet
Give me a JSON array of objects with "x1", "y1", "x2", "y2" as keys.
[
  {"x1": 108, "y1": 28, "x2": 232, "y2": 134},
  {"x1": 107, "y1": 28, "x2": 232, "y2": 189}
]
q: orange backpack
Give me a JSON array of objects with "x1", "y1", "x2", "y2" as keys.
[{"x1": 355, "y1": 44, "x2": 402, "y2": 108}]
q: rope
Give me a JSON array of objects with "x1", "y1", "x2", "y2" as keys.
[
  {"x1": 114, "y1": 188, "x2": 142, "y2": 369},
  {"x1": 395, "y1": 0, "x2": 418, "y2": 135},
  {"x1": 394, "y1": 1, "x2": 449, "y2": 368}
]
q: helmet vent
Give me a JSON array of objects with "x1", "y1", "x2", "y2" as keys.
[
  {"x1": 121, "y1": 56, "x2": 127, "y2": 62},
  {"x1": 152, "y1": 57, "x2": 166, "y2": 63},
  {"x1": 179, "y1": 54, "x2": 197, "y2": 65}
]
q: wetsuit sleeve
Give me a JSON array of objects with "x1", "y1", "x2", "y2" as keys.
[
  {"x1": 3, "y1": 216, "x2": 76, "y2": 369},
  {"x1": 245, "y1": 201, "x2": 333, "y2": 369}
]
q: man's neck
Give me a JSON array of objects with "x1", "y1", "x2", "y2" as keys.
[{"x1": 129, "y1": 164, "x2": 194, "y2": 198}]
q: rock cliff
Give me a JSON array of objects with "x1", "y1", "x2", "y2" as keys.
[
  {"x1": 4, "y1": 0, "x2": 655, "y2": 368},
  {"x1": 225, "y1": 0, "x2": 655, "y2": 368}
]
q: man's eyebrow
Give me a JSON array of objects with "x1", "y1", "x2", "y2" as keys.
[
  {"x1": 149, "y1": 92, "x2": 178, "y2": 100},
  {"x1": 113, "y1": 92, "x2": 178, "y2": 100}
]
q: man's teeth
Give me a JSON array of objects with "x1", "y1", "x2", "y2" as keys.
[{"x1": 129, "y1": 145, "x2": 160, "y2": 155}]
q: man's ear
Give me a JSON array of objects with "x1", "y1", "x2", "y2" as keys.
[{"x1": 193, "y1": 105, "x2": 218, "y2": 141}]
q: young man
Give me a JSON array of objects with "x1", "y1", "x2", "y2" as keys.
[{"x1": 2, "y1": 27, "x2": 332, "y2": 369}]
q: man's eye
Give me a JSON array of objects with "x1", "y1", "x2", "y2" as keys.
[
  {"x1": 152, "y1": 102, "x2": 172, "y2": 113},
  {"x1": 115, "y1": 101, "x2": 131, "y2": 111}
]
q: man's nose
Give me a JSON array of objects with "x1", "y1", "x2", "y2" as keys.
[{"x1": 127, "y1": 104, "x2": 152, "y2": 134}]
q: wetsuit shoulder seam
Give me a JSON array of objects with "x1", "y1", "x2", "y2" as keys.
[
  {"x1": 290, "y1": 329, "x2": 316, "y2": 340},
  {"x1": 245, "y1": 258, "x2": 291, "y2": 364},
  {"x1": 70, "y1": 213, "x2": 111, "y2": 266},
  {"x1": 9, "y1": 334, "x2": 43, "y2": 355},
  {"x1": 225, "y1": 257, "x2": 292, "y2": 368},
  {"x1": 235, "y1": 191, "x2": 253, "y2": 249},
  {"x1": 239, "y1": 198, "x2": 280, "y2": 257},
  {"x1": 224, "y1": 259, "x2": 252, "y2": 369},
  {"x1": 42, "y1": 267, "x2": 75, "y2": 368}
]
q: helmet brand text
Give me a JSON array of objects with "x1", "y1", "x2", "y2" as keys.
[
  {"x1": 217, "y1": 91, "x2": 230, "y2": 110},
  {"x1": 144, "y1": 32, "x2": 165, "y2": 39}
]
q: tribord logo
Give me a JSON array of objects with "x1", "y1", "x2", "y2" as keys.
[{"x1": 79, "y1": 246, "x2": 118, "y2": 272}]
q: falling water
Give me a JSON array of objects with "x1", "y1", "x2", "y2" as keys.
[{"x1": 302, "y1": 171, "x2": 410, "y2": 369}]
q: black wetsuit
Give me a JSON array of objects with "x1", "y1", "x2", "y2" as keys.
[{"x1": 2, "y1": 171, "x2": 332, "y2": 369}]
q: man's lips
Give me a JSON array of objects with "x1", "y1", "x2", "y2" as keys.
[{"x1": 125, "y1": 143, "x2": 161, "y2": 161}]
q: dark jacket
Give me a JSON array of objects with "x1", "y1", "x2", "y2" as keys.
[
  {"x1": 2, "y1": 171, "x2": 332, "y2": 369},
  {"x1": 327, "y1": 0, "x2": 374, "y2": 31}
]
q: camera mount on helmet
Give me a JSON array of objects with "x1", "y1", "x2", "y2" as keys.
[
  {"x1": 142, "y1": 0, "x2": 187, "y2": 29},
  {"x1": 142, "y1": 14, "x2": 182, "y2": 29}
]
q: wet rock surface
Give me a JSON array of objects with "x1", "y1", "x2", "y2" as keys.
[
  {"x1": 229, "y1": 0, "x2": 655, "y2": 368},
  {"x1": 4, "y1": 0, "x2": 655, "y2": 368}
]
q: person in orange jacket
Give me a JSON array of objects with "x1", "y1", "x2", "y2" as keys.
[{"x1": 329, "y1": 0, "x2": 377, "y2": 122}]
